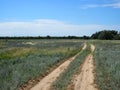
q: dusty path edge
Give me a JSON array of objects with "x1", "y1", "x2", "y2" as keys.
[
  {"x1": 67, "y1": 53, "x2": 88, "y2": 90},
  {"x1": 19, "y1": 58, "x2": 69, "y2": 90},
  {"x1": 67, "y1": 44, "x2": 98, "y2": 90},
  {"x1": 19, "y1": 43, "x2": 86, "y2": 90}
]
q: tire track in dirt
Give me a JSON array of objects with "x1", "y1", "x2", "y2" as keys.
[
  {"x1": 30, "y1": 43, "x2": 87, "y2": 90},
  {"x1": 73, "y1": 44, "x2": 98, "y2": 90}
]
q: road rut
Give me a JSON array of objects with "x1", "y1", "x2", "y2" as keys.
[{"x1": 74, "y1": 44, "x2": 97, "y2": 90}]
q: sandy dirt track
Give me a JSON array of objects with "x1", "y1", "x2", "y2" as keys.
[
  {"x1": 30, "y1": 44, "x2": 86, "y2": 90},
  {"x1": 74, "y1": 44, "x2": 97, "y2": 90}
]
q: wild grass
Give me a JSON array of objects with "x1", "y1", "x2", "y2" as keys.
[
  {"x1": 0, "y1": 39, "x2": 83, "y2": 90},
  {"x1": 52, "y1": 44, "x2": 91, "y2": 90},
  {"x1": 0, "y1": 48, "x2": 36, "y2": 60},
  {"x1": 94, "y1": 41, "x2": 120, "y2": 90}
]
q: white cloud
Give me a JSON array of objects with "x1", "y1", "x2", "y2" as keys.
[
  {"x1": 81, "y1": 2, "x2": 120, "y2": 9},
  {"x1": 0, "y1": 19, "x2": 119, "y2": 36}
]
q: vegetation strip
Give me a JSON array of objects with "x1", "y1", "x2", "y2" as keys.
[
  {"x1": 51, "y1": 44, "x2": 91, "y2": 90},
  {"x1": 94, "y1": 41, "x2": 120, "y2": 90},
  {"x1": 72, "y1": 44, "x2": 97, "y2": 90}
]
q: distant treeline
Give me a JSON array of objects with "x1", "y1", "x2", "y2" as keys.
[
  {"x1": 0, "y1": 36, "x2": 90, "y2": 39},
  {"x1": 0, "y1": 30, "x2": 120, "y2": 40},
  {"x1": 91, "y1": 30, "x2": 120, "y2": 40}
]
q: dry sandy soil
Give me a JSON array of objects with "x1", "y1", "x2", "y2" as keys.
[
  {"x1": 30, "y1": 44, "x2": 87, "y2": 90},
  {"x1": 73, "y1": 44, "x2": 98, "y2": 90}
]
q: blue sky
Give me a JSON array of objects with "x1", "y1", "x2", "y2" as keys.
[{"x1": 0, "y1": 0, "x2": 120, "y2": 36}]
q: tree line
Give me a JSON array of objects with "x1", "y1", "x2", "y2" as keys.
[
  {"x1": 91, "y1": 30, "x2": 120, "y2": 40},
  {"x1": 0, "y1": 30, "x2": 120, "y2": 40},
  {"x1": 0, "y1": 36, "x2": 90, "y2": 39}
]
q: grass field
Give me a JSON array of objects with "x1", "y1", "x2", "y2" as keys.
[
  {"x1": 93, "y1": 41, "x2": 120, "y2": 90},
  {"x1": 0, "y1": 39, "x2": 120, "y2": 90},
  {"x1": 0, "y1": 39, "x2": 83, "y2": 90}
]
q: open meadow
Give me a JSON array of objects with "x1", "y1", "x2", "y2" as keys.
[
  {"x1": 0, "y1": 39, "x2": 120, "y2": 90},
  {"x1": 1, "y1": 0, "x2": 120, "y2": 90}
]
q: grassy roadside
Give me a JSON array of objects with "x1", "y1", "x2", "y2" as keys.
[
  {"x1": 93, "y1": 41, "x2": 120, "y2": 90},
  {"x1": 51, "y1": 44, "x2": 91, "y2": 90}
]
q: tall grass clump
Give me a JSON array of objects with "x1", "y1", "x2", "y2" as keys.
[
  {"x1": 94, "y1": 41, "x2": 120, "y2": 90},
  {"x1": 52, "y1": 44, "x2": 91, "y2": 90}
]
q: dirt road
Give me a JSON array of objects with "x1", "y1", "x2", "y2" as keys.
[
  {"x1": 30, "y1": 44, "x2": 86, "y2": 90},
  {"x1": 73, "y1": 44, "x2": 97, "y2": 90}
]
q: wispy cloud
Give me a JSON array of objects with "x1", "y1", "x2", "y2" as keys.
[
  {"x1": 0, "y1": 19, "x2": 119, "y2": 36},
  {"x1": 81, "y1": 2, "x2": 120, "y2": 9}
]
